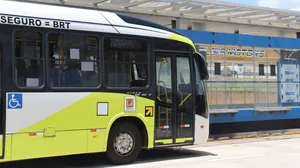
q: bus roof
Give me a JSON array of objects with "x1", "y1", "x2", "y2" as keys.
[{"x1": 0, "y1": 0, "x2": 195, "y2": 49}]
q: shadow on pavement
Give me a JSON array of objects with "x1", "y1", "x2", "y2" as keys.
[
  {"x1": 0, "y1": 147, "x2": 217, "y2": 168},
  {"x1": 137, "y1": 147, "x2": 216, "y2": 163}
]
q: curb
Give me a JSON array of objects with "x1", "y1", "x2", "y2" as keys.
[
  {"x1": 283, "y1": 132, "x2": 294, "y2": 135},
  {"x1": 208, "y1": 128, "x2": 300, "y2": 142},
  {"x1": 216, "y1": 137, "x2": 230, "y2": 141},
  {"x1": 271, "y1": 133, "x2": 282, "y2": 136}
]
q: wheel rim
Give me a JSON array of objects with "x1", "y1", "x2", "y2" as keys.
[{"x1": 113, "y1": 131, "x2": 135, "y2": 156}]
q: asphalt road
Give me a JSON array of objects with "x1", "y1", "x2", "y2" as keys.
[{"x1": 1, "y1": 134, "x2": 300, "y2": 168}]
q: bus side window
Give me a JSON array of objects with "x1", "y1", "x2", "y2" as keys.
[
  {"x1": 47, "y1": 33, "x2": 100, "y2": 88},
  {"x1": 194, "y1": 60, "x2": 207, "y2": 118},
  {"x1": 104, "y1": 37, "x2": 148, "y2": 88},
  {"x1": 14, "y1": 31, "x2": 44, "y2": 88}
]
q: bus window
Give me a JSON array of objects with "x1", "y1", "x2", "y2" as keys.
[
  {"x1": 14, "y1": 31, "x2": 43, "y2": 88},
  {"x1": 156, "y1": 57, "x2": 172, "y2": 103},
  {"x1": 176, "y1": 57, "x2": 192, "y2": 108},
  {"x1": 176, "y1": 57, "x2": 193, "y2": 138},
  {"x1": 153, "y1": 38, "x2": 192, "y2": 52},
  {"x1": 104, "y1": 37, "x2": 148, "y2": 88},
  {"x1": 194, "y1": 60, "x2": 208, "y2": 118},
  {"x1": 48, "y1": 33, "x2": 100, "y2": 88}
]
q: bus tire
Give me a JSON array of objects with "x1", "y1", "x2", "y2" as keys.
[{"x1": 106, "y1": 121, "x2": 142, "y2": 165}]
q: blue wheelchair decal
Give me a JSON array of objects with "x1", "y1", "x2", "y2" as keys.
[{"x1": 8, "y1": 93, "x2": 23, "y2": 109}]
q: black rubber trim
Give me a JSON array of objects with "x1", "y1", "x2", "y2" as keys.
[{"x1": 210, "y1": 119, "x2": 300, "y2": 135}]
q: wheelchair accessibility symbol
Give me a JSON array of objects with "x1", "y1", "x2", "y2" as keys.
[{"x1": 8, "y1": 94, "x2": 23, "y2": 109}]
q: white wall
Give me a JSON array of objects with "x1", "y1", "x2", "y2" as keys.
[{"x1": 114, "y1": 11, "x2": 298, "y2": 38}]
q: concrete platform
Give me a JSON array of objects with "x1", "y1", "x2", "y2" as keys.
[
  {"x1": 108, "y1": 134, "x2": 300, "y2": 168},
  {"x1": 1, "y1": 134, "x2": 300, "y2": 168}
]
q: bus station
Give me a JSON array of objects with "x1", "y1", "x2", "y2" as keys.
[
  {"x1": 1, "y1": 0, "x2": 300, "y2": 167},
  {"x1": 24, "y1": 0, "x2": 300, "y2": 139}
]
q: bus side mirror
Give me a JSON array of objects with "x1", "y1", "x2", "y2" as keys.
[{"x1": 193, "y1": 52, "x2": 209, "y2": 80}]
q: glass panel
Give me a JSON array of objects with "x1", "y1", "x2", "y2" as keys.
[
  {"x1": 156, "y1": 57, "x2": 172, "y2": 104},
  {"x1": 48, "y1": 33, "x2": 99, "y2": 88},
  {"x1": 194, "y1": 57, "x2": 208, "y2": 118},
  {"x1": 243, "y1": 59, "x2": 255, "y2": 108},
  {"x1": 254, "y1": 47, "x2": 268, "y2": 108},
  {"x1": 155, "y1": 106, "x2": 173, "y2": 139},
  {"x1": 205, "y1": 44, "x2": 227, "y2": 109},
  {"x1": 267, "y1": 48, "x2": 280, "y2": 107},
  {"x1": 280, "y1": 49, "x2": 300, "y2": 62},
  {"x1": 225, "y1": 45, "x2": 255, "y2": 109},
  {"x1": 104, "y1": 37, "x2": 148, "y2": 88},
  {"x1": 156, "y1": 56, "x2": 172, "y2": 139},
  {"x1": 197, "y1": 44, "x2": 300, "y2": 110},
  {"x1": 176, "y1": 57, "x2": 193, "y2": 138},
  {"x1": 279, "y1": 49, "x2": 300, "y2": 106},
  {"x1": 14, "y1": 31, "x2": 43, "y2": 88}
]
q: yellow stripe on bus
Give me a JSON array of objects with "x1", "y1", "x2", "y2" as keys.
[
  {"x1": 155, "y1": 139, "x2": 173, "y2": 144},
  {"x1": 170, "y1": 34, "x2": 196, "y2": 51},
  {"x1": 2, "y1": 92, "x2": 155, "y2": 162},
  {"x1": 176, "y1": 137, "x2": 193, "y2": 143}
]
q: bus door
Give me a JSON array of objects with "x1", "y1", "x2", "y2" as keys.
[
  {"x1": 155, "y1": 53, "x2": 194, "y2": 146},
  {"x1": 0, "y1": 43, "x2": 3, "y2": 159}
]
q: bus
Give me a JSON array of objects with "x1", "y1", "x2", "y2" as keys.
[{"x1": 0, "y1": 0, "x2": 209, "y2": 165}]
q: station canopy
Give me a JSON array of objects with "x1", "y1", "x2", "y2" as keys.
[{"x1": 10, "y1": 0, "x2": 300, "y2": 29}]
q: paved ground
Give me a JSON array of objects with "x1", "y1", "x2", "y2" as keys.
[{"x1": 1, "y1": 134, "x2": 300, "y2": 168}]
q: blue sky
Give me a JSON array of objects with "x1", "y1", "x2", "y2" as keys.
[
  {"x1": 222, "y1": 0, "x2": 300, "y2": 11},
  {"x1": 223, "y1": 0, "x2": 256, "y2": 5}
]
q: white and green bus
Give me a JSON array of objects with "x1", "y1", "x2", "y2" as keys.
[{"x1": 0, "y1": 0, "x2": 209, "y2": 165}]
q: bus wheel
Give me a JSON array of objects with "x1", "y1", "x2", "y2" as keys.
[{"x1": 106, "y1": 121, "x2": 142, "y2": 165}]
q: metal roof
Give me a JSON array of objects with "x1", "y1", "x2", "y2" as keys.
[{"x1": 8, "y1": 0, "x2": 300, "y2": 29}]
